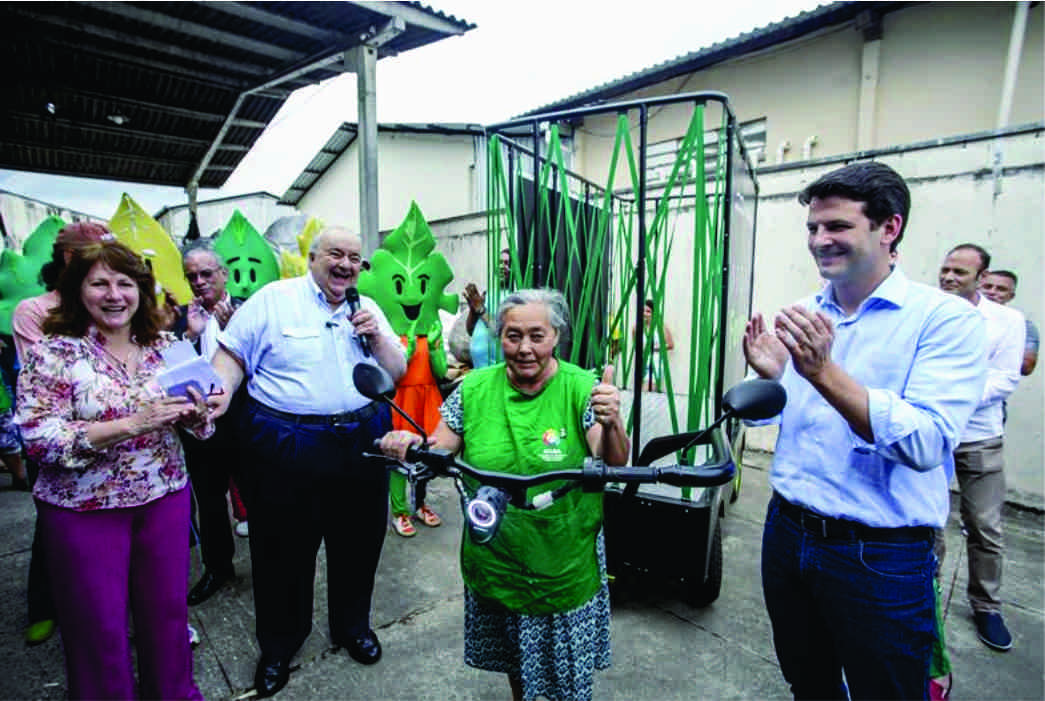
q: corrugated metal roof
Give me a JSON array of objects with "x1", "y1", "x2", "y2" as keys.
[
  {"x1": 1, "y1": 2, "x2": 475, "y2": 189},
  {"x1": 520, "y1": 1, "x2": 913, "y2": 117},
  {"x1": 280, "y1": 121, "x2": 484, "y2": 205}
]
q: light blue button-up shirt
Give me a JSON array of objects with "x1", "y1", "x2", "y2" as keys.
[
  {"x1": 762, "y1": 268, "x2": 987, "y2": 528},
  {"x1": 218, "y1": 273, "x2": 403, "y2": 415}
]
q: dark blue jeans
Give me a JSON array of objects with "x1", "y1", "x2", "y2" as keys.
[{"x1": 761, "y1": 495, "x2": 935, "y2": 700}]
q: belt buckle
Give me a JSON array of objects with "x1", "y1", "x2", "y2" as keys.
[{"x1": 804, "y1": 511, "x2": 829, "y2": 538}]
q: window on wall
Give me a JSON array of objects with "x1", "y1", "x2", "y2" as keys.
[{"x1": 646, "y1": 118, "x2": 766, "y2": 188}]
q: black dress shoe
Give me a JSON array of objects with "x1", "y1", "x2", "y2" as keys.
[
  {"x1": 345, "y1": 629, "x2": 382, "y2": 665},
  {"x1": 187, "y1": 570, "x2": 233, "y2": 606},
  {"x1": 254, "y1": 656, "x2": 290, "y2": 698}
]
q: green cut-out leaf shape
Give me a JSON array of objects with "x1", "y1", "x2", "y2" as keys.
[
  {"x1": 358, "y1": 201, "x2": 458, "y2": 339},
  {"x1": 214, "y1": 209, "x2": 280, "y2": 298},
  {"x1": 0, "y1": 215, "x2": 66, "y2": 335}
]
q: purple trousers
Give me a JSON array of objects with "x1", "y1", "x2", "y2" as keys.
[{"x1": 37, "y1": 488, "x2": 202, "y2": 700}]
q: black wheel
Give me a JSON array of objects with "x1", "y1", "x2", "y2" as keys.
[{"x1": 686, "y1": 520, "x2": 723, "y2": 607}]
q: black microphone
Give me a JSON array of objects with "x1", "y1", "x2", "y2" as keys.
[{"x1": 345, "y1": 287, "x2": 372, "y2": 357}]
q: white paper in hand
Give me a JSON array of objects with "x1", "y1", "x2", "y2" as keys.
[{"x1": 157, "y1": 340, "x2": 225, "y2": 399}]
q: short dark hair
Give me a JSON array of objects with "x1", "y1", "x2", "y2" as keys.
[
  {"x1": 43, "y1": 242, "x2": 163, "y2": 345},
  {"x1": 947, "y1": 243, "x2": 991, "y2": 273},
  {"x1": 988, "y1": 269, "x2": 1018, "y2": 286},
  {"x1": 798, "y1": 161, "x2": 911, "y2": 252}
]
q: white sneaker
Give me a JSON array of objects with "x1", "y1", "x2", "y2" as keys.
[
  {"x1": 235, "y1": 521, "x2": 249, "y2": 537},
  {"x1": 188, "y1": 624, "x2": 201, "y2": 648}
]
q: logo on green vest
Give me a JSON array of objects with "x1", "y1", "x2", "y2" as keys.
[{"x1": 541, "y1": 428, "x2": 566, "y2": 462}]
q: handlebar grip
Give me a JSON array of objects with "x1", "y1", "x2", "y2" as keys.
[
  {"x1": 601, "y1": 467, "x2": 654, "y2": 482},
  {"x1": 655, "y1": 464, "x2": 735, "y2": 488},
  {"x1": 369, "y1": 438, "x2": 428, "y2": 463}
]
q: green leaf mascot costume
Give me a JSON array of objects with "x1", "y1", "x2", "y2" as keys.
[
  {"x1": 214, "y1": 210, "x2": 280, "y2": 298},
  {"x1": 358, "y1": 202, "x2": 457, "y2": 536},
  {"x1": 0, "y1": 215, "x2": 66, "y2": 411}
]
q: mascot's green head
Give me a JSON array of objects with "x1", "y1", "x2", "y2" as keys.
[
  {"x1": 0, "y1": 215, "x2": 65, "y2": 335},
  {"x1": 358, "y1": 201, "x2": 457, "y2": 338},
  {"x1": 213, "y1": 210, "x2": 279, "y2": 298}
]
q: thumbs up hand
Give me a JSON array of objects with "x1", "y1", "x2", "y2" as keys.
[{"x1": 590, "y1": 365, "x2": 622, "y2": 427}]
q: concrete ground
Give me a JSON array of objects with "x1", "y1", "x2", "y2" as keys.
[{"x1": 1, "y1": 454, "x2": 1042, "y2": 700}]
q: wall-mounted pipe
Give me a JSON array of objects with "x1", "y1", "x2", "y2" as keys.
[
  {"x1": 803, "y1": 135, "x2": 819, "y2": 160},
  {"x1": 992, "y1": 1, "x2": 1030, "y2": 198}
]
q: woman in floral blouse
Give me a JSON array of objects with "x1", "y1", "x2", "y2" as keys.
[{"x1": 17, "y1": 241, "x2": 211, "y2": 700}]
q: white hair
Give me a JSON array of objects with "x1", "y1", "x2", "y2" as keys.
[
  {"x1": 494, "y1": 288, "x2": 571, "y2": 339},
  {"x1": 309, "y1": 226, "x2": 361, "y2": 256}
]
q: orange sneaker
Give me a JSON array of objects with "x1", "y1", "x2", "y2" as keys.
[
  {"x1": 392, "y1": 513, "x2": 416, "y2": 537},
  {"x1": 416, "y1": 505, "x2": 442, "y2": 528}
]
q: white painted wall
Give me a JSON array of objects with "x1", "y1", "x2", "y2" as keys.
[
  {"x1": 0, "y1": 190, "x2": 103, "y2": 250},
  {"x1": 155, "y1": 194, "x2": 297, "y2": 242},
  {"x1": 574, "y1": 2, "x2": 1043, "y2": 177},
  {"x1": 297, "y1": 131, "x2": 482, "y2": 244}
]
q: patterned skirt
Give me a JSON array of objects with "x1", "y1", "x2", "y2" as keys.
[{"x1": 463, "y1": 535, "x2": 611, "y2": 701}]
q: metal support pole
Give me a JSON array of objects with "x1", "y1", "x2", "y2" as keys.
[
  {"x1": 186, "y1": 180, "x2": 199, "y2": 217},
  {"x1": 715, "y1": 117, "x2": 735, "y2": 417},
  {"x1": 631, "y1": 105, "x2": 648, "y2": 465},
  {"x1": 347, "y1": 44, "x2": 380, "y2": 253},
  {"x1": 532, "y1": 121, "x2": 542, "y2": 285},
  {"x1": 508, "y1": 146, "x2": 516, "y2": 249}
]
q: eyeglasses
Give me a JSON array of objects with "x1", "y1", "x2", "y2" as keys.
[{"x1": 185, "y1": 268, "x2": 220, "y2": 282}]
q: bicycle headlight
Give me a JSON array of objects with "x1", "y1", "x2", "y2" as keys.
[{"x1": 465, "y1": 486, "x2": 509, "y2": 544}]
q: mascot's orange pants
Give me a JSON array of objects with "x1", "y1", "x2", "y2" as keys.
[{"x1": 390, "y1": 336, "x2": 442, "y2": 515}]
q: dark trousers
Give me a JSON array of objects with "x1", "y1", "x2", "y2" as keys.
[
  {"x1": 181, "y1": 410, "x2": 242, "y2": 578},
  {"x1": 26, "y1": 457, "x2": 54, "y2": 624},
  {"x1": 761, "y1": 495, "x2": 936, "y2": 700},
  {"x1": 241, "y1": 399, "x2": 391, "y2": 661}
]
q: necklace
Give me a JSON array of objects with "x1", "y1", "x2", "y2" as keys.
[{"x1": 102, "y1": 343, "x2": 139, "y2": 371}]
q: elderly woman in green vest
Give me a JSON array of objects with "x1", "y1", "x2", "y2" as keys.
[{"x1": 380, "y1": 287, "x2": 629, "y2": 701}]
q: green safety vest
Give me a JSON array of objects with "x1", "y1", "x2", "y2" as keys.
[{"x1": 459, "y1": 361, "x2": 603, "y2": 615}]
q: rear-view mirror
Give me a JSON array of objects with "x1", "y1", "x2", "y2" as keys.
[
  {"x1": 352, "y1": 364, "x2": 396, "y2": 400},
  {"x1": 722, "y1": 378, "x2": 786, "y2": 421}
]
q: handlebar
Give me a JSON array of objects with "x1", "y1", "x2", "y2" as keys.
[
  {"x1": 368, "y1": 426, "x2": 737, "y2": 545},
  {"x1": 368, "y1": 429, "x2": 736, "y2": 505}
]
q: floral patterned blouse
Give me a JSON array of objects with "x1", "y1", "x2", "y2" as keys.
[{"x1": 17, "y1": 327, "x2": 213, "y2": 511}]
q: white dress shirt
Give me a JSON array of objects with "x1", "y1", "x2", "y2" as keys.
[
  {"x1": 961, "y1": 294, "x2": 1025, "y2": 442},
  {"x1": 218, "y1": 274, "x2": 403, "y2": 415},
  {"x1": 198, "y1": 292, "x2": 231, "y2": 361}
]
